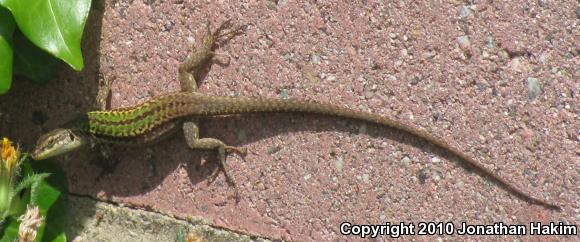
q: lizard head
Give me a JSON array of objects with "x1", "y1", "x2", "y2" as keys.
[{"x1": 31, "y1": 128, "x2": 87, "y2": 160}]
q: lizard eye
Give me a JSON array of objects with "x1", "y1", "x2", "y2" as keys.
[
  {"x1": 47, "y1": 137, "x2": 56, "y2": 146},
  {"x1": 68, "y1": 132, "x2": 75, "y2": 141}
]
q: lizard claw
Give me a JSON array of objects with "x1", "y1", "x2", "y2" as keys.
[{"x1": 211, "y1": 19, "x2": 246, "y2": 46}]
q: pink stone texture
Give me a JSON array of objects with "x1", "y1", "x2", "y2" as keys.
[{"x1": 0, "y1": 1, "x2": 578, "y2": 241}]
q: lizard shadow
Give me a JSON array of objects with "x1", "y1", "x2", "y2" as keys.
[
  {"x1": 82, "y1": 110, "x2": 477, "y2": 202},
  {"x1": 199, "y1": 113, "x2": 478, "y2": 184}
]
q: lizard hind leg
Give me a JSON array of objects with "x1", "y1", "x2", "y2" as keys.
[{"x1": 182, "y1": 122, "x2": 247, "y2": 201}]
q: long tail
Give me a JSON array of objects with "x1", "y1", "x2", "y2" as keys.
[{"x1": 192, "y1": 93, "x2": 561, "y2": 210}]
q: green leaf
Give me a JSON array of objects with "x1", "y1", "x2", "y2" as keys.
[
  {"x1": 13, "y1": 31, "x2": 58, "y2": 83},
  {"x1": 0, "y1": 217, "x2": 18, "y2": 242},
  {"x1": 34, "y1": 178, "x2": 61, "y2": 242},
  {"x1": 0, "y1": 6, "x2": 15, "y2": 94},
  {"x1": 11, "y1": 173, "x2": 50, "y2": 205},
  {"x1": 48, "y1": 233, "x2": 67, "y2": 242},
  {"x1": 0, "y1": 0, "x2": 91, "y2": 70},
  {"x1": 29, "y1": 160, "x2": 68, "y2": 242},
  {"x1": 0, "y1": 159, "x2": 67, "y2": 242}
]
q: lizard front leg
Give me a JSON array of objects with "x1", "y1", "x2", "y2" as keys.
[
  {"x1": 178, "y1": 19, "x2": 245, "y2": 92},
  {"x1": 91, "y1": 74, "x2": 119, "y2": 178},
  {"x1": 179, "y1": 20, "x2": 246, "y2": 199}
]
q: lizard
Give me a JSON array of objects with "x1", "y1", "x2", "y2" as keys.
[{"x1": 30, "y1": 20, "x2": 561, "y2": 211}]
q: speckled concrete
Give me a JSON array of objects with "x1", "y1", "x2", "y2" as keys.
[
  {"x1": 65, "y1": 194, "x2": 271, "y2": 242},
  {"x1": 0, "y1": 1, "x2": 578, "y2": 241}
]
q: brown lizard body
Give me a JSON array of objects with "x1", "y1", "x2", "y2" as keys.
[{"x1": 31, "y1": 20, "x2": 561, "y2": 211}]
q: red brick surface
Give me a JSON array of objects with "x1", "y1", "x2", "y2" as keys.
[{"x1": 1, "y1": 1, "x2": 578, "y2": 241}]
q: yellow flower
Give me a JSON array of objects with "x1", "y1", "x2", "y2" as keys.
[
  {"x1": 1, "y1": 137, "x2": 19, "y2": 175},
  {"x1": 1, "y1": 137, "x2": 13, "y2": 160}
]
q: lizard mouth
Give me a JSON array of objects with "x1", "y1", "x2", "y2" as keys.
[{"x1": 31, "y1": 149, "x2": 43, "y2": 160}]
